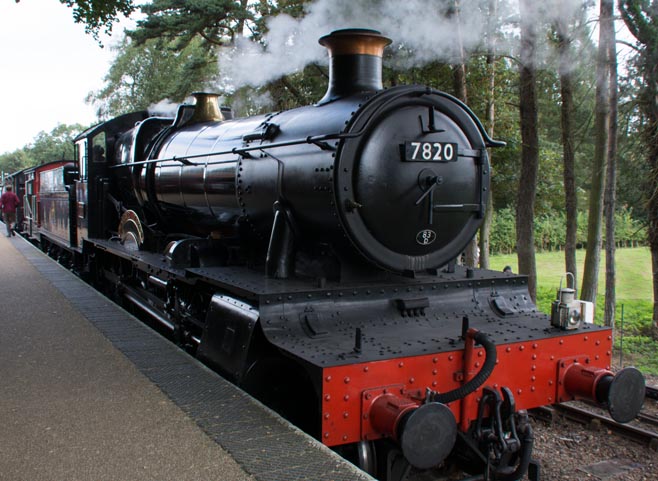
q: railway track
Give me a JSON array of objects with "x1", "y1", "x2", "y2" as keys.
[
  {"x1": 531, "y1": 385, "x2": 658, "y2": 451},
  {"x1": 646, "y1": 385, "x2": 658, "y2": 400},
  {"x1": 638, "y1": 410, "x2": 658, "y2": 429}
]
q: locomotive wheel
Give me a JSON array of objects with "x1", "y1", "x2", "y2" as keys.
[
  {"x1": 118, "y1": 210, "x2": 144, "y2": 251},
  {"x1": 357, "y1": 441, "x2": 376, "y2": 475},
  {"x1": 336, "y1": 441, "x2": 377, "y2": 476},
  {"x1": 374, "y1": 439, "x2": 411, "y2": 481},
  {"x1": 336, "y1": 439, "x2": 411, "y2": 481}
]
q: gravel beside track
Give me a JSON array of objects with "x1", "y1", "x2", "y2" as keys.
[{"x1": 531, "y1": 374, "x2": 658, "y2": 481}]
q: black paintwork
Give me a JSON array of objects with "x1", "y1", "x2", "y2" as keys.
[{"x1": 89, "y1": 238, "x2": 607, "y2": 371}]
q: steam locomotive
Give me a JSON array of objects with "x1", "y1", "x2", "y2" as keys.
[{"x1": 4, "y1": 29, "x2": 645, "y2": 481}]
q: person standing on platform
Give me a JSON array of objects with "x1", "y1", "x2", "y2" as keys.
[{"x1": 1, "y1": 185, "x2": 20, "y2": 237}]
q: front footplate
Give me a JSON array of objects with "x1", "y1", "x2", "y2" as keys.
[{"x1": 456, "y1": 386, "x2": 538, "y2": 481}]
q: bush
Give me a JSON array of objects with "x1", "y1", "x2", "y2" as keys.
[
  {"x1": 614, "y1": 206, "x2": 646, "y2": 247},
  {"x1": 489, "y1": 208, "x2": 646, "y2": 254},
  {"x1": 489, "y1": 207, "x2": 516, "y2": 254}
]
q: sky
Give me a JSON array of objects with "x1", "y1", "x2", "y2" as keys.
[{"x1": 0, "y1": 1, "x2": 130, "y2": 155}]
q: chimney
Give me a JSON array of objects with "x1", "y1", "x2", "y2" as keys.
[
  {"x1": 188, "y1": 92, "x2": 224, "y2": 124},
  {"x1": 318, "y1": 29, "x2": 391, "y2": 104}
]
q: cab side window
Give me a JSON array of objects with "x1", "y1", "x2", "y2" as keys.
[
  {"x1": 91, "y1": 133, "x2": 106, "y2": 163},
  {"x1": 75, "y1": 140, "x2": 88, "y2": 180}
]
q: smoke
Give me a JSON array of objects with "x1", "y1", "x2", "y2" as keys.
[
  {"x1": 218, "y1": 0, "x2": 489, "y2": 90},
  {"x1": 217, "y1": 0, "x2": 595, "y2": 90},
  {"x1": 147, "y1": 99, "x2": 178, "y2": 117},
  {"x1": 148, "y1": 94, "x2": 233, "y2": 117},
  {"x1": 228, "y1": 90, "x2": 274, "y2": 117}
]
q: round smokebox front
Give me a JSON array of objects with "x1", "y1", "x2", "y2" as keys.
[{"x1": 335, "y1": 86, "x2": 489, "y2": 273}]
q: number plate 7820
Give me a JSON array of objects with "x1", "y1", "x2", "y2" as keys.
[{"x1": 404, "y1": 141, "x2": 458, "y2": 162}]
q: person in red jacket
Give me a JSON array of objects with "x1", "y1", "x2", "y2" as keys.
[{"x1": 1, "y1": 185, "x2": 20, "y2": 237}]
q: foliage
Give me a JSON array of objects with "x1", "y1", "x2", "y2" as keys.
[
  {"x1": 0, "y1": 149, "x2": 31, "y2": 177},
  {"x1": 489, "y1": 64, "x2": 599, "y2": 217},
  {"x1": 88, "y1": 36, "x2": 218, "y2": 118},
  {"x1": 489, "y1": 207, "x2": 646, "y2": 254},
  {"x1": 619, "y1": 0, "x2": 658, "y2": 324},
  {"x1": 490, "y1": 207, "x2": 517, "y2": 254},
  {"x1": 130, "y1": 0, "x2": 253, "y2": 49},
  {"x1": 86, "y1": 0, "x2": 317, "y2": 118},
  {"x1": 28, "y1": 124, "x2": 82, "y2": 162},
  {"x1": 128, "y1": 0, "x2": 309, "y2": 49},
  {"x1": 58, "y1": 0, "x2": 135, "y2": 40},
  {"x1": 0, "y1": 124, "x2": 83, "y2": 174}
]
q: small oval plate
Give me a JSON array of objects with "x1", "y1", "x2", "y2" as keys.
[{"x1": 416, "y1": 229, "x2": 437, "y2": 245}]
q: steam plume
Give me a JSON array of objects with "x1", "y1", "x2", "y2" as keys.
[{"x1": 217, "y1": 0, "x2": 594, "y2": 91}]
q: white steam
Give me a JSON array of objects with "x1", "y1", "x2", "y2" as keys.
[
  {"x1": 147, "y1": 99, "x2": 182, "y2": 117},
  {"x1": 229, "y1": 90, "x2": 274, "y2": 117},
  {"x1": 148, "y1": 94, "x2": 232, "y2": 117},
  {"x1": 218, "y1": 0, "x2": 491, "y2": 90},
  {"x1": 217, "y1": 0, "x2": 595, "y2": 90}
]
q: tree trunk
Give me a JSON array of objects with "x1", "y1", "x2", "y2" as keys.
[
  {"x1": 652, "y1": 238, "x2": 658, "y2": 338},
  {"x1": 451, "y1": 0, "x2": 478, "y2": 268},
  {"x1": 517, "y1": 0, "x2": 539, "y2": 302},
  {"x1": 581, "y1": 0, "x2": 610, "y2": 303},
  {"x1": 648, "y1": 122, "x2": 658, "y2": 338},
  {"x1": 619, "y1": 1, "x2": 658, "y2": 337},
  {"x1": 557, "y1": 15, "x2": 578, "y2": 290},
  {"x1": 479, "y1": 0, "x2": 498, "y2": 270},
  {"x1": 235, "y1": 0, "x2": 249, "y2": 41},
  {"x1": 602, "y1": 0, "x2": 617, "y2": 328},
  {"x1": 452, "y1": 65, "x2": 467, "y2": 104}
]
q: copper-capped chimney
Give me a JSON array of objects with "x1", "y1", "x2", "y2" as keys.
[
  {"x1": 188, "y1": 92, "x2": 224, "y2": 124},
  {"x1": 318, "y1": 28, "x2": 391, "y2": 104}
]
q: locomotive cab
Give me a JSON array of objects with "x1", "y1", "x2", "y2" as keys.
[{"x1": 73, "y1": 111, "x2": 149, "y2": 248}]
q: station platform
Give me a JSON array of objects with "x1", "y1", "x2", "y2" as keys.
[{"x1": 0, "y1": 232, "x2": 374, "y2": 481}]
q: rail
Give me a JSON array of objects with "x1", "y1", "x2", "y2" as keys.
[
  {"x1": 531, "y1": 402, "x2": 658, "y2": 451},
  {"x1": 646, "y1": 385, "x2": 658, "y2": 400}
]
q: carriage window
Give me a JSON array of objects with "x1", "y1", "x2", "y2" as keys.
[
  {"x1": 26, "y1": 172, "x2": 34, "y2": 195},
  {"x1": 75, "y1": 139, "x2": 88, "y2": 180},
  {"x1": 91, "y1": 132, "x2": 106, "y2": 163}
]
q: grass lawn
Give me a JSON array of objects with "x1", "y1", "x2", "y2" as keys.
[
  {"x1": 489, "y1": 247, "x2": 652, "y2": 300},
  {"x1": 491, "y1": 247, "x2": 658, "y2": 374}
]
